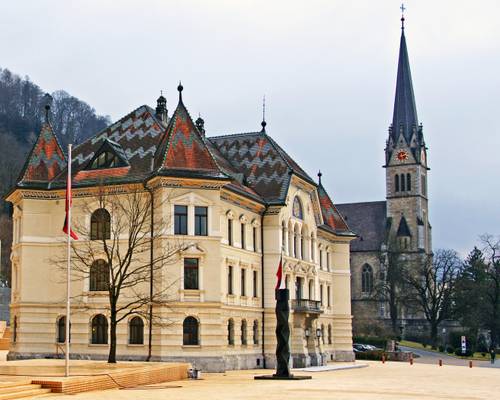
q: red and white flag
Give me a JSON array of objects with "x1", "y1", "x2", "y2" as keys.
[
  {"x1": 275, "y1": 256, "x2": 285, "y2": 290},
  {"x1": 62, "y1": 163, "x2": 78, "y2": 240}
]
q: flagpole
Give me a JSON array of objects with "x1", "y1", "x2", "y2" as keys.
[{"x1": 65, "y1": 144, "x2": 72, "y2": 377}]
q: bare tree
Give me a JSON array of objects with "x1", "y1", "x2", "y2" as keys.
[
  {"x1": 57, "y1": 185, "x2": 188, "y2": 363},
  {"x1": 403, "y1": 249, "x2": 461, "y2": 348}
]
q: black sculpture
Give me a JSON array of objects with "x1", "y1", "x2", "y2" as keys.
[{"x1": 274, "y1": 288, "x2": 291, "y2": 377}]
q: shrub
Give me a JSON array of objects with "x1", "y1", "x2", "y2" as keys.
[
  {"x1": 355, "y1": 350, "x2": 384, "y2": 361},
  {"x1": 446, "y1": 346, "x2": 454, "y2": 354},
  {"x1": 438, "y1": 345, "x2": 445, "y2": 352}
]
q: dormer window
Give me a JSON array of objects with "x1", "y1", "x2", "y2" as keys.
[{"x1": 90, "y1": 151, "x2": 118, "y2": 169}]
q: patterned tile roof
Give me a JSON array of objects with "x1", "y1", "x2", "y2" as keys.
[
  {"x1": 51, "y1": 105, "x2": 165, "y2": 187},
  {"x1": 18, "y1": 123, "x2": 66, "y2": 186},
  {"x1": 155, "y1": 100, "x2": 228, "y2": 180},
  {"x1": 316, "y1": 183, "x2": 351, "y2": 235},
  {"x1": 209, "y1": 131, "x2": 314, "y2": 204}
]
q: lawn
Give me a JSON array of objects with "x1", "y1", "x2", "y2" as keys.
[{"x1": 399, "y1": 340, "x2": 491, "y2": 361}]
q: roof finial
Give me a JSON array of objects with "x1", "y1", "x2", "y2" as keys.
[
  {"x1": 400, "y1": 3, "x2": 406, "y2": 30},
  {"x1": 177, "y1": 81, "x2": 183, "y2": 102},
  {"x1": 318, "y1": 170, "x2": 322, "y2": 185},
  {"x1": 43, "y1": 93, "x2": 53, "y2": 123},
  {"x1": 261, "y1": 95, "x2": 267, "y2": 130}
]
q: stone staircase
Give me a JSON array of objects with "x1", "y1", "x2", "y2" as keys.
[{"x1": 0, "y1": 381, "x2": 52, "y2": 399}]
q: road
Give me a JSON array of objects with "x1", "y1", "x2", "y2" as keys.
[{"x1": 399, "y1": 345, "x2": 500, "y2": 368}]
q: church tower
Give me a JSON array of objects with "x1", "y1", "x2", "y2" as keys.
[{"x1": 385, "y1": 13, "x2": 431, "y2": 254}]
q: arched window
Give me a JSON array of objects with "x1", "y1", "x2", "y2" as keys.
[
  {"x1": 91, "y1": 314, "x2": 108, "y2": 344},
  {"x1": 406, "y1": 173, "x2": 411, "y2": 191},
  {"x1": 129, "y1": 316, "x2": 144, "y2": 345},
  {"x1": 227, "y1": 319, "x2": 234, "y2": 345},
  {"x1": 328, "y1": 324, "x2": 332, "y2": 345},
  {"x1": 227, "y1": 218, "x2": 233, "y2": 246},
  {"x1": 293, "y1": 196, "x2": 303, "y2": 219},
  {"x1": 183, "y1": 317, "x2": 199, "y2": 346},
  {"x1": 241, "y1": 320, "x2": 247, "y2": 345},
  {"x1": 301, "y1": 226, "x2": 307, "y2": 260},
  {"x1": 90, "y1": 260, "x2": 109, "y2": 291},
  {"x1": 400, "y1": 174, "x2": 405, "y2": 191},
  {"x1": 281, "y1": 221, "x2": 287, "y2": 252},
  {"x1": 395, "y1": 174, "x2": 399, "y2": 192},
  {"x1": 253, "y1": 320, "x2": 259, "y2": 345},
  {"x1": 57, "y1": 316, "x2": 71, "y2": 343},
  {"x1": 91, "y1": 208, "x2": 111, "y2": 240},
  {"x1": 361, "y1": 264, "x2": 373, "y2": 294},
  {"x1": 321, "y1": 324, "x2": 325, "y2": 345}
]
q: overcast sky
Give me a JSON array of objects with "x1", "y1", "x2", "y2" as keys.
[{"x1": 1, "y1": 0, "x2": 499, "y2": 255}]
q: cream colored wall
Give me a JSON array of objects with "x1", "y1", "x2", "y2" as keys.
[{"x1": 8, "y1": 179, "x2": 353, "y2": 364}]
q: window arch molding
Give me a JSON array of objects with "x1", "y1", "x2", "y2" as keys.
[
  {"x1": 90, "y1": 208, "x2": 111, "y2": 240},
  {"x1": 183, "y1": 316, "x2": 199, "y2": 346},
  {"x1": 129, "y1": 316, "x2": 144, "y2": 345},
  {"x1": 91, "y1": 314, "x2": 108, "y2": 344},
  {"x1": 361, "y1": 264, "x2": 374, "y2": 294}
]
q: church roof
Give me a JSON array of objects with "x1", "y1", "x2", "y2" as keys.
[
  {"x1": 336, "y1": 201, "x2": 387, "y2": 251},
  {"x1": 209, "y1": 130, "x2": 315, "y2": 204},
  {"x1": 391, "y1": 27, "x2": 419, "y2": 143},
  {"x1": 17, "y1": 122, "x2": 66, "y2": 187}
]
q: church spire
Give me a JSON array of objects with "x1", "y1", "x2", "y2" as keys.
[{"x1": 391, "y1": 9, "x2": 418, "y2": 143}]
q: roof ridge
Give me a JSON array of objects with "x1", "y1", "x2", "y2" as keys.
[{"x1": 209, "y1": 131, "x2": 262, "y2": 140}]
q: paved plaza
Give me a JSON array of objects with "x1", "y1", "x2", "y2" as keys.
[{"x1": 33, "y1": 360, "x2": 499, "y2": 400}]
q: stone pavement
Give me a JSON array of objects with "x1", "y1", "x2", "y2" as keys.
[{"x1": 37, "y1": 360, "x2": 500, "y2": 400}]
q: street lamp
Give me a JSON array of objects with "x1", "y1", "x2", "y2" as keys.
[{"x1": 305, "y1": 328, "x2": 310, "y2": 339}]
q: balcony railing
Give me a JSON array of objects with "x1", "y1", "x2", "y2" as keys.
[{"x1": 292, "y1": 299, "x2": 322, "y2": 314}]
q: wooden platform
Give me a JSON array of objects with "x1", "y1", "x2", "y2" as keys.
[{"x1": 0, "y1": 360, "x2": 189, "y2": 395}]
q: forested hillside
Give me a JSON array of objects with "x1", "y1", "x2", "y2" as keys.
[{"x1": 0, "y1": 67, "x2": 111, "y2": 282}]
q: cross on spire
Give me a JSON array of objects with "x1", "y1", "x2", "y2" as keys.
[{"x1": 400, "y1": 3, "x2": 406, "y2": 29}]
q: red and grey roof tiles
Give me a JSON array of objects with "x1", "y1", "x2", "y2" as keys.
[{"x1": 16, "y1": 94, "x2": 351, "y2": 235}]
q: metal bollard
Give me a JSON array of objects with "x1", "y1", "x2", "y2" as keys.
[
  {"x1": 410, "y1": 357, "x2": 413, "y2": 365},
  {"x1": 469, "y1": 361, "x2": 472, "y2": 368},
  {"x1": 382, "y1": 354, "x2": 385, "y2": 364},
  {"x1": 439, "y1": 359, "x2": 442, "y2": 367}
]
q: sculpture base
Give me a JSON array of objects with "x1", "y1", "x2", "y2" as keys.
[{"x1": 254, "y1": 374, "x2": 312, "y2": 380}]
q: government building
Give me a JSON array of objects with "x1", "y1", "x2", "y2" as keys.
[
  {"x1": 337, "y1": 17, "x2": 432, "y2": 336},
  {"x1": 6, "y1": 84, "x2": 355, "y2": 371}
]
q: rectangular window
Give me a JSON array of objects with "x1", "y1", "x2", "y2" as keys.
[
  {"x1": 241, "y1": 268, "x2": 246, "y2": 296},
  {"x1": 319, "y1": 250, "x2": 323, "y2": 268},
  {"x1": 184, "y1": 258, "x2": 199, "y2": 290},
  {"x1": 253, "y1": 226, "x2": 257, "y2": 252},
  {"x1": 174, "y1": 205, "x2": 188, "y2": 235},
  {"x1": 253, "y1": 270, "x2": 258, "y2": 298},
  {"x1": 228, "y1": 266, "x2": 233, "y2": 295},
  {"x1": 327, "y1": 286, "x2": 331, "y2": 307},
  {"x1": 228, "y1": 219, "x2": 233, "y2": 246},
  {"x1": 194, "y1": 206, "x2": 208, "y2": 236},
  {"x1": 320, "y1": 284, "x2": 324, "y2": 305},
  {"x1": 241, "y1": 223, "x2": 246, "y2": 249},
  {"x1": 326, "y1": 252, "x2": 330, "y2": 271}
]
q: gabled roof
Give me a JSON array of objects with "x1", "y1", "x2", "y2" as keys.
[
  {"x1": 336, "y1": 201, "x2": 387, "y2": 251},
  {"x1": 18, "y1": 122, "x2": 66, "y2": 187},
  {"x1": 209, "y1": 130, "x2": 314, "y2": 204},
  {"x1": 51, "y1": 105, "x2": 164, "y2": 187},
  {"x1": 391, "y1": 28, "x2": 419, "y2": 143},
  {"x1": 155, "y1": 100, "x2": 228, "y2": 180},
  {"x1": 316, "y1": 183, "x2": 353, "y2": 236}
]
